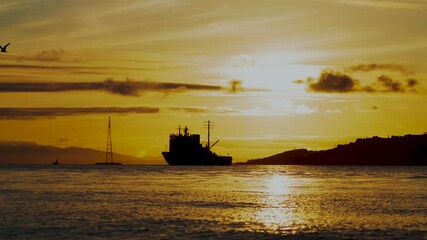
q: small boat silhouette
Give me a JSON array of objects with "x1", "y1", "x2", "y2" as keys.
[
  {"x1": 52, "y1": 159, "x2": 60, "y2": 165},
  {"x1": 0, "y1": 43, "x2": 10, "y2": 53}
]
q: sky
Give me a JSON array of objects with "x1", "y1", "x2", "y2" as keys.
[{"x1": 1, "y1": 0, "x2": 426, "y2": 163}]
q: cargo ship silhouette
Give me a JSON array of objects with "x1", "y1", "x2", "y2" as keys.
[{"x1": 162, "y1": 121, "x2": 232, "y2": 165}]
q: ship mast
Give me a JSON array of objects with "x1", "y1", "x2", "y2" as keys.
[
  {"x1": 105, "y1": 116, "x2": 113, "y2": 163},
  {"x1": 203, "y1": 120, "x2": 215, "y2": 149}
]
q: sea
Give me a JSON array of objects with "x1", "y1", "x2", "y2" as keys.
[{"x1": 0, "y1": 165, "x2": 426, "y2": 240}]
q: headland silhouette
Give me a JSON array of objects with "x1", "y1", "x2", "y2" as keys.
[{"x1": 240, "y1": 134, "x2": 427, "y2": 165}]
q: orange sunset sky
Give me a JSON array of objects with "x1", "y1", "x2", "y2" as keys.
[{"x1": 1, "y1": 0, "x2": 426, "y2": 163}]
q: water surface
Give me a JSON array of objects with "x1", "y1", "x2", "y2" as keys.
[{"x1": 0, "y1": 165, "x2": 426, "y2": 239}]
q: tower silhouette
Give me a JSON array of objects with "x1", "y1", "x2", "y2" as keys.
[
  {"x1": 96, "y1": 117, "x2": 121, "y2": 165},
  {"x1": 105, "y1": 116, "x2": 113, "y2": 163}
]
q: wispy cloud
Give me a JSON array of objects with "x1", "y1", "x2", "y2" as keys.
[
  {"x1": 168, "y1": 107, "x2": 210, "y2": 114},
  {"x1": 0, "y1": 63, "x2": 103, "y2": 74},
  {"x1": 332, "y1": 0, "x2": 427, "y2": 10},
  {"x1": 167, "y1": 106, "x2": 238, "y2": 115},
  {"x1": 357, "y1": 105, "x2": 381, "y2": 112},
  {"x1": 16, "y1": 49, "x2": 73, "y2": 62},
  {"x1": 0, "y1": 0, "x2": 38, "y2": 14},
  {"x1": 0, "y1": 107, "x2": 159, "y2": 120},
  {"x1": 345, "y1": 63, "x2": 413, "y2": 74},
  {"x1": 0, "y1": 79, "x2": 223, "y2": 96},
  {"x1": 0, "y1": 63, "x2": 162, "y2": 74},
  {"x1": 167, "y1": 101, "x2": 318, "y2": 117}
]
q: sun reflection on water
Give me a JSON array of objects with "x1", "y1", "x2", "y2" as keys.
[{"x1": 255, "y1": 175, "x2": 301, "y2": 233}]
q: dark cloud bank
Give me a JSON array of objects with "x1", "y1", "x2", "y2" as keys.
[
  {"x1": 0, "y1": 107, "x2": 159, "y2": 119},
  {"x1": 296, "y1": 63, "x2": 420, "y2": 94},
  {"x1": 305, "y1": 70, "x2": 418, "y2": 93},
  {"x1": 0, "y1": 106, "x2": 242, "y2": 120},
  {"x1": 0, "y1": 79, "x2": 222, "y2": 96}
]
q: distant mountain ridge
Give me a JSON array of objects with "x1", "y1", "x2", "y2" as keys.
[
  {"x1": 241, "y1": 134, "x2": 427, "y2": 165},
  {"x1": 0, "y1": 141, "x2": 150, "y2": 164}
]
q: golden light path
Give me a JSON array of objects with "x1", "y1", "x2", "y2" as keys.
[{"x1": 255, "y1": 175, "x2": 302, "y2": 233}]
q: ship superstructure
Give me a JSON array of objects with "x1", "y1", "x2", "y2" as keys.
[{"x1": 162, "y1": 121, "x2": 232, "y2": 165}]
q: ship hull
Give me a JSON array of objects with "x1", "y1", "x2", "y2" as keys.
[{"x1": 162, "y1": 152, "x2": 232, "y2": 166}]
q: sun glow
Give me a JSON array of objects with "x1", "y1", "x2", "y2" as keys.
[
  {"x1": 219, "y1": 53, "x2": 324, "y2": 91},
  {"x1": 137, "y1": 150, "x2": 146, "y2": 158}
]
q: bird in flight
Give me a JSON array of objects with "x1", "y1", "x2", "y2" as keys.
[{"x1": 0, "y1": 43, "x2": 11, "y2": 53}]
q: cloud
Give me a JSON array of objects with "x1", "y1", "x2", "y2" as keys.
[
  {"x1": 168, "y1": 107, "x2": 209, "y2": 114},
  {"x1": 17, "y1": 49, "x2": 70, "y2": 62},
  {"x1": 357, "y1": 105, "x2": 381, "y2": 112},
  {"x1": 0, "y1": 63, "x2": 163, "y2": 74},
  {"x1": 0, "y1": 63, "x2": 107, "y2": 74},
  {"x1": 370, "y1": 75, "x2": 419, "y2": 93},
  {"x1": 57, "y1": 138, "x2": 69, "y2": 143},
  {"x1": 377, "y1": 75, "x2": 404, "y2": 92},
  {"x1": 325, "y1": 109, "x2": 343, "y2": 114},
  {"x1": 293, "y1": 79, "x2": 306, "y2": 84},
  {"x1": 308, "y1": 70, "x2": 358, "y2": 93},
  {"x1": 168, "y1": 104, "x2": 318, "y2": 116},
  {"x1": 345, "y1": 63, "x2": 413, "y2": 74},
  {"x1": 0, "y1": 107, "x2": 159, "y2": 119},
  {"x1": 295, "y1": 105, "x2": 317, "y2": 114},
  {"x1": 56, "y1": 137, "x2": 72, "y2": 147},
  {"x1": 300, "y1": 69, "x2": 420, "y2": 94},
  {"x1": 228, "y1": 79, "x2": 243, "y2": 93},
  {"x1": 168, "y1": 107, "x2": 238, "y2": 115},
  {"x1": 0, "y1": 79, "x2": 223, "y2": 96},
  {"x1": 333, "y1": 0, "x2": 427, "y2": 10},
  {"x1": 406, "y1": 79, "x2": 418, "y2": 87},
  {"x1": 103, "y1": 78, "x2": 140, "y2": 96},
  {"x1": 231, "y1": 54, "x2": 257, "y2": 68}
]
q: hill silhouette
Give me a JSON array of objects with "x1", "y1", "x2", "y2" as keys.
[
  {"x1": 0, "y1": 141, "x2": 156, "y2": 164},
  {"x1": 241, "y1": 134, "x2": 427, "y2": 165}
]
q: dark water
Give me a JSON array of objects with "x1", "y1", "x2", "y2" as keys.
[{"x1": 0, "y1": 165, "x2": 426, "y2": 240}]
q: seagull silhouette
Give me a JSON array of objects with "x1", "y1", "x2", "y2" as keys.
[{"x1": 0, "y1": 43, "x2": 11, "y2": 53}]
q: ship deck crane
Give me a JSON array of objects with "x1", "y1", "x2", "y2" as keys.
[{"x1": 210, "y1": 139, "x2": 220, "y2": 149}]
